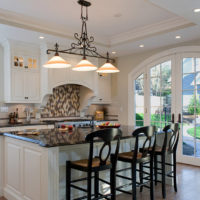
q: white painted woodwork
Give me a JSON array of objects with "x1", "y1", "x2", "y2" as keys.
[
  {"x1": 91, "y1": 74, "x2": 111, "y2": 104},
  {"x1": 3, "y1": 137, "x2": 49, "y2": 200},
  {"x1": 11, "y1": 70, "x2": 25, "y2": 101},
  {"x1": 24, "y1": 71, "x2": 40, "y2": 102},
  {"x1": 1, "y1": 132, "x2": 169, "y2": 200},
  {"x1": 0, "y1": 136, "x2": 3, "y2": 197},
  {"x1": 2, "y1": 39, "x2": 41, "y2": 103},
  {"x1": 47, "y1": 54, "x2": 98, "y2": 93},
  {"x1": 23, "y1": 148, "x2": 41, "y2": 200}
]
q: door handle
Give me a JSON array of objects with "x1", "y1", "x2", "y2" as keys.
[
  {"x1": 171, "y1": 113, "x2": 175, "y2": 123},
  {"x1": 178, "y1": 113, "x2": 181, "y2": 123}
]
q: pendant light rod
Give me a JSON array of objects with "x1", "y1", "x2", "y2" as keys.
[{"x1": 46, "y1": 0, "x2": 115, "y2": 63}]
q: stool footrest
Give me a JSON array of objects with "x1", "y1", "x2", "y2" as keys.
[
  {"x1": 70, "y1": 184, "x2": 87, "y2": 193},
  {"x1": 97, "y1": 178, "x2": 110, "y2": 185}
]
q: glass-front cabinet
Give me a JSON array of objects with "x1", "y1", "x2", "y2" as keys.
[{"x1": 13, "y1": 55, "x2": 38, "y2": 69}]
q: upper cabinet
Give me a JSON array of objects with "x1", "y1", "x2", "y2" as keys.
[
  {"x1": 13, "y1": 55, "x2": 39, "y2": 70},
  {"x1": 3, "y1": 40, "x2": 40, "y2": 103},
  {"x1": 91, "y1": 74, "x2": 112, "y2": 104}
]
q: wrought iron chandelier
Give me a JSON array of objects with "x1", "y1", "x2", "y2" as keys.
[{"x1": 43, "y1": 0, "x2": 119, "y2": 73}]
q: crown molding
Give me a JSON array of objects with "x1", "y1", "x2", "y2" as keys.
[
  {"x1": 0, "y1": 8, "x2": 110, "y2": 48},
  {"x1": 0, "y1": 8, "x2": 196, "y2": 50},
  {"x1": 110, "y1": 17, "x2": 195, "y2": 46}
]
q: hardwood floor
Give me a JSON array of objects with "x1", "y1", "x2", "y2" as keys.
[
  {"x1": 0, "y1": 164, "x2": 199, "y2": 200},
  {"x1": 117, "y1": 163, "x2": 200, "y2": 200}
]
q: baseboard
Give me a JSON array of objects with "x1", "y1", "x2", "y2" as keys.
[{"x1": 4, "y1": 187, "x2": 23, "y2": 200}]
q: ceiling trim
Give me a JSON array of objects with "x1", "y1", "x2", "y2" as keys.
[
  {"x1": 0, "y1": 8, "x2": 196, "y2": 50},
  {"x1": 110, "y1": 17, "x2": 195, "y2": 46},
  {"x1": 0, "y1": 8, "x2": 110, "y2": 48}
]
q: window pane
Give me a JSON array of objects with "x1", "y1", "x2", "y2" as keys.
[
  {"x1": 183, "y1": 58, "x2": 195, "y2": 73},
  {"x1": 134, "y1": 74, "x2": 144, "y2": 127},
  {"x1": 136, "y1": 120, "x2": 144, "y2": 127},
  {"x1": 161, "y1": 106, "x2": 171, "y2": 122},
  {"x1": 182, "y1": 91, "x2": 195, "y2": 107},
  {"x1": 183, "y1": 123, "x2": 195, "y2": 156},
  {"x1": 151, "y1": 107, "x2": 160, "y2": 121},
  {"x1": 196, "y1": 58, "x2": 200, "y2": 72},
  {"x1": 151, "y1": 78, "x2": 160, "y2": 96},
  {"x1": 182, "y1": 74, "x2": 195, "y2": 90},
  {"x1": 151, "y1": 64, "x2": 160, "y2": 77}
]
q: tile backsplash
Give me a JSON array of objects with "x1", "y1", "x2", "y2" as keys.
[{"x1": 42, "y1": 85, "x2": 80, "y2": 117}]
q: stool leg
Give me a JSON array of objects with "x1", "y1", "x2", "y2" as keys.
[
  {"x1": 154, "y1": 155, "x2": 157, "y2": 185},
  {"x1": 94, "y1": 171, "x2": 99, "y2": 198},
  {"x1": 111, "y1": 155, "x2": 116, "y2": 200},
  {"x1": 132, "y1": 163, "x2": 137, "y2": 200},
  {"x1": 87, "y1": 171, "x2": 92, "y2": 200},
  {"x1": 161, "y1": 155, "x2": 166, "y2": 199},
  {"x1": 66, "y1": 161, "x2": 71, "y2": 200},
  {"x1": 150, "y1": 158, "x2": 154, "y2": 200},
  {"x1": 173, "y1": 152, "x2": 177, "y2": 192},
  {"x1": 139, "y1": 163, "x2": 143, "y2": 192}
]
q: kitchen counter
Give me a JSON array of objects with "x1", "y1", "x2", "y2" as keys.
[
  {"x1": 3, "y1": 125, "x2": 135, "y2": 147},
  {"x1": 0, "y1": 121, "x2": 52, "y2": 128},
  {"x1": 1, "y1": 127, "x2": 169, "y2": 200},
  {"x1": 2, "y1": 126, "x2": 164, "y2": 147}
]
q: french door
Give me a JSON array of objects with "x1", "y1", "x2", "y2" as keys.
[
  {"x1": 133, "y1": 53, "x2": 200, "y2": 166},
  {"x1": 176, "y1": 53, "x2": 200, "y2": 166}
]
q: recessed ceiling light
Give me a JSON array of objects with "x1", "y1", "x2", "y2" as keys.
[
  {"x1": 139, "y1": 44, "x2": 144, "y2": 48},
  {"x1": 39, "y1": 36, "x2": 45, "y2": 39},
  {"x1": 112, "y1": 51, "x2": 116, "y2": 54},
  {"x1": 194, "y1": 8, "x2": 200, "y2": 13},
  {"x1": 175, "y1": 35, "x2": 181, "y2": 39},
  {"x1": 114, "y1": 13, "x2": 122, "y2": 18}
]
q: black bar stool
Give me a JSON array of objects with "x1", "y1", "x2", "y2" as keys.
[
  {"x1": 115, "y1": 126, "x2": 157, "y2": 200},
  {"x1": 66, "y1": 128, "x2": 122, "y2": 200},
  {"x1": 153, "y1": 123, "x2": 179, "y2": 199}
]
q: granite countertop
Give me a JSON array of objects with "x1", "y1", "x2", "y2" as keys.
[
  {"x1": 0, "y1": 122, "x2": 53, "y2": 128},
  {"x1": 2, "y1": 126, "x2": 136, "y2": 147},
  {"x1": 41, "y1": 119, "x2": 118, "y2": 123}
]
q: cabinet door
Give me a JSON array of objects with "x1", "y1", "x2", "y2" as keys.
[
  {"x1": 92, "y1": 74, "x2": 111, "y2": 104},
  {"x1": 24, "y1": 72, "x2": 40, "y2": 102},
  {"x1": 11, "y1": 70, "x2": 25, "y2": 101}
]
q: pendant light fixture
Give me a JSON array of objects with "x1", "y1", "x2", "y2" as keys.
[
  {"x1": 44, "y1": 0, "x2": 119, "y2": 73},
  {"x1": 43, "y1": 43, "x2": 71, "y2": 68},
  {"x1": 97, "y1": 52, "x2": 120, "y2": 73}
]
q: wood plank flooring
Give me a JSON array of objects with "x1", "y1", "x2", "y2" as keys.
[
  {"x1": 0, "y1": 164, "x2": 199, "y2": 200},
  {"x1": 117, "y1": 163, "x2": 200, "y2": 200}
]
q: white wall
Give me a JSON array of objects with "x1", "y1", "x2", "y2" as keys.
[
  {"x1": 0, "y1": 45, "x2": 3, "y2": 102},
  {"x1": 112, "y1": 39, "x2": 200, "y2": 125}
]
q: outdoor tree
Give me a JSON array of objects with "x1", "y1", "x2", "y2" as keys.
[{"x1": 188, "y1": 95, "x2": 200, "y2": 115}]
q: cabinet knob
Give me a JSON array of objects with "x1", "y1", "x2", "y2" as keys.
[
  {"x1": 24, "y1": 97, "x2": 29, "y2": 99},
  {"x1": 99, "y1": 98, "x2": 102, "y2": 101}
]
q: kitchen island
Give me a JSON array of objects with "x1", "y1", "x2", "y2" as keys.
[{"x1": 1, "y1": 126, "x2": 169, "y2": 200}]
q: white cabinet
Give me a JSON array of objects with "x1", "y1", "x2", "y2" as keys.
[
  {"x1": 11, "y1": 70, "x2": 25, "y2": 101},
  {"x1": 11, "y1": 70, "x2": 40, "y2": 103},
  {"x1": 4, "y1": 137, "x2": 48, "y2": 200},
  {"x1": 92, "y1": 74, "x2": 112, "y2": 104},
  {"x1": 2, "y1": 39, "x2": 41, "y2": 103},
  {"x1": 24, "y1": 71, "x2": 40, "y2": 102}
]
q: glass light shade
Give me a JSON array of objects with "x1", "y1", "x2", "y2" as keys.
[
  {"x1": 72, "y1": 59, "x2": 97, "y2": 71},
  {"x1": 97, "y1": 62, "x2": 119, "y2": 73},
  {"x1": 43, "y1": 55, "x2": 71, "y2": 68}
]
